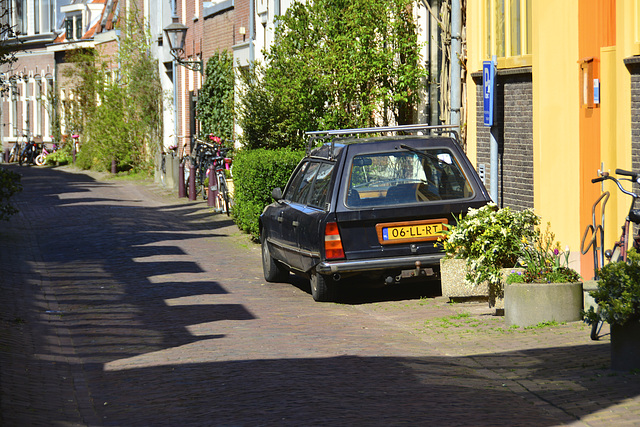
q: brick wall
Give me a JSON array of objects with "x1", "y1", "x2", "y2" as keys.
[
  {"x1": 625, "y1": 58, "x2": 640, "y2": 235},
  {"x1": 203, "y1": 9, "x2": 236, "y2": 56},
  {"x1": 631, "y1": 64, "x2": 640, "y2": 181},
  {"x1": 474, "y1": 68, "x2": 534, "y2": 211}
]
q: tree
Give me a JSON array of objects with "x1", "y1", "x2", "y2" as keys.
[
  {"x1": 0, "y1": 2, "x2": 19, "y2": 96},
  {"x1": 61, "y1": 7, "x2": 163, "y2": 173},
  {"x1": 238, "y1": 0, "x2": 426, "y2": 150},
  {"x1": 197, "y1": 52, "x2": 234, "y2": 143}
]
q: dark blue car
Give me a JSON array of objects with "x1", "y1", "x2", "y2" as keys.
[{"x1": 260, "y1": 125, "x2": 491, "y2": 302}]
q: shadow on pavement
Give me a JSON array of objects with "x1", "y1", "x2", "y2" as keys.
[{"x1": 1, "y1": 165, "x2": 638, "y2": 426}]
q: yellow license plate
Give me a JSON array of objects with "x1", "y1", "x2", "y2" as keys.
[{"x1": 376, "y1": 219, "x2": 447, "y2": 245}]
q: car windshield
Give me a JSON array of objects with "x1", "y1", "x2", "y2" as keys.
[{"x1": 346, "y1": 148, "x2": 474, "y2": 207}]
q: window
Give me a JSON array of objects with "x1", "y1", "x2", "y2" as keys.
[
  {"x1": 65, "y1": 18, "x2": 73, "y2": 40},
  {"x1": 308, "y1": 163, "x2": 334, "y2": 209},
  {"x1": 284, "y1": 162, "x2": 309, "y2": 201},
  {"x1": 14, "y1": 0, "x2": 26, "y2": 35},
  {"x1": 75, "y1": 15, "x2": 83, "y2": 39},
  {"x1": 485, "y1": 0, "x2": 532, "y2": 67},
  {"x1": 346, "y1": 149, "x2": 473, "y2": 208},
  {"x1": 293, "y1": 162, "x2": 320, "y2": 204}
]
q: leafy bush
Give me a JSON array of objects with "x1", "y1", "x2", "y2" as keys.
[
  {"x1": 442, "y1": 203, "x2": 540, "y2": 288},
  {"x1": 0, "y1": 167, "x2": 22, "y2": 220},
  {"x1": 584, "y1": 249, "x2": 640, "y2": 326},
  {"x1": 232, "y1": 148, "x2": 304, "y2": 239}
]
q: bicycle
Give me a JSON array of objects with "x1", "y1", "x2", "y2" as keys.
[
  {"x1": 35, "y1": 142, "x2": 59, "y2": 166},
  {"x1": 581, "y1": 168, "x2": 640, "y2": 340},
  {"x1": 211, "y1": 147, "x2": 233, "y2": 216},
  {"x1": 19, "y1": 136, "x2": 39, "y2": 166},
  {"x1": 8, "y1": 140, "x2": 22, "y2": 163}
]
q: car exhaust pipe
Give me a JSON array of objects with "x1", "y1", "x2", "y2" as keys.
[{"x1": 333, "y1": 273, "x2": 341, "y2": 281}]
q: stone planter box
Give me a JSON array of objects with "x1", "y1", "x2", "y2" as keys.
[
  {"x1": 611, "y1": 320, "x2": 640, "y2": 371},
  {"x1": 440, "y1": 258, "x2": 488, "y2": 299},
  {"x1": 504, "y1": 282, "x2": 583, "y2": 327}
]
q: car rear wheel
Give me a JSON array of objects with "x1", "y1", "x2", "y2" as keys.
[
  {"x1": 310, "y1": 271, "x2": 338, "y2": 302},
  {"x1": 261, "y1": 237, "x2": 288, "y2": 282}
]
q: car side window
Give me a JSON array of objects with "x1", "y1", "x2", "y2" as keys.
[
  {"x1": 293, "y1": 162, "x2": 320, "y2": 204},
  {"x1": 308, "y1": 162, "x2": 334, "y2": 209},
  {"x1": 284, "y1": 162, "x2": 309, "y2": 201}
]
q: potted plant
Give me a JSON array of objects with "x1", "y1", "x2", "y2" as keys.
[
  {"x1": 584, "y1": 249, "x2": 640, "y2": 371},
  {"x1": 504, "y1": 223, "x2": 583, "y2": 327},
  {"x1": 440, "y1": 203, "x2": 539, "y2": 308}
]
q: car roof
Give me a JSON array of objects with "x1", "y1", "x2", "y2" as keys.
[{"x1": 305, "y1": 124, "x2": 461, "y2": 160}]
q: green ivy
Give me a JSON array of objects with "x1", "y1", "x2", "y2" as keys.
[
  {"x1": 231, "y1": 148, "x2": 304, "y2": 239},
  {"x1": 197, "y1": 52, "x2": 234, "y2": 142}
]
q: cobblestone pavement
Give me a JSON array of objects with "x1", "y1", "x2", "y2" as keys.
[{"x1": 1, "y1": 164, "x2": 639, "y2": 426}]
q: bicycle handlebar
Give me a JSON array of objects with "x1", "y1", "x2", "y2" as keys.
[
  {"x1": 594, "y1": 170, "x2": 639, "y2": 199},
  {"x1": 616, "y1": 168, "x2": 639, "y2": 181}
]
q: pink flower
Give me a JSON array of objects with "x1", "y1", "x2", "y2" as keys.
[{"x1": 553, "y1": 248, "x2": 560, "y2": 256}]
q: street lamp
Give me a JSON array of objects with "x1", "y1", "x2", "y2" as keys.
[{"x1": 163, "y1": 19, "x2": 203, "y2": 73}]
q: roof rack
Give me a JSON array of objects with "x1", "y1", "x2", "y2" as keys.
[{"x1": 304, "y1": 124, "x2": 459, "y2": 158}]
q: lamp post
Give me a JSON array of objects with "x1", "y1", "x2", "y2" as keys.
[
  {"x1": 163, "y1": 18, "x2": 202, "y2": 199},
  {"x1": 163, "y1": 20, "x2": 203, "y2": 74}
]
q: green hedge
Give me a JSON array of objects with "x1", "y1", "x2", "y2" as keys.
[{"x1": 232, "y1": 148, "x2": 304, "y2": 239}]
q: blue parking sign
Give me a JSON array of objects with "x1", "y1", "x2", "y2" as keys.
[{"x1": 483, "y1": 60, "x2": 495, "y2": 126}]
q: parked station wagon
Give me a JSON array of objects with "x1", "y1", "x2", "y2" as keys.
[{"x1": 259, "y1": 125, "x2": 491, "y2": 301}]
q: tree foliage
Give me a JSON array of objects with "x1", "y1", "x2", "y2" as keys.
[
  {"x1": 197, "y1": 51, "x2": 234, "y2": 143},
  {"x1": 238, "y1": 0, "x2": 425, "y2": 150},
  {"x1": 61, "y1": 7, "x2": 163, "y2": 173}
]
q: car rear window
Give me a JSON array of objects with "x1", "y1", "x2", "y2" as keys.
[{"x1": 346, "y1": 148, "x2": 474, "y2": 207}]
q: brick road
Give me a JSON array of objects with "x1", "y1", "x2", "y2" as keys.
[{"x1": 0, "y1": 164, "x2": 638, "y2": 426}]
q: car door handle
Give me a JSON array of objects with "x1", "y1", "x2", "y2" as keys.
[{"x1": 292, "y1": 221, "x2": 299, "y2": 227}]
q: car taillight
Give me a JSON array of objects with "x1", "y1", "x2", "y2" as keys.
[{"x1": 324, "y1": 222, "x2": 345, "y2": 260}]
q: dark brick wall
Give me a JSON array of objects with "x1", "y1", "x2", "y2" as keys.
[
  {"x1": 631, "y1": 65, "x2": 640, "y2": 183},
  {"x1": 474, "y1": 68, "x2": 534, "y2": 211}
]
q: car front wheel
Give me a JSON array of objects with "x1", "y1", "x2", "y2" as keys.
[
  {"x1": 310, "y1": 271, "x2": 338, "y2": 302},
  {"x1": 261, "y1": 237, "x2": 288, "y2": 282}
]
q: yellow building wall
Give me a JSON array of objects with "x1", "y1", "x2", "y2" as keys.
[{"x1": 532, "y1": 0, "x2": 581, "y2": 254}]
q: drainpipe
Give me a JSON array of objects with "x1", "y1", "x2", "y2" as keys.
[
  {"x1": 249, "y1": 0, "x2": 255, "y2": 64},
  {"x1": 450, "y1": 0, "x2": 461, "y2": 130}
]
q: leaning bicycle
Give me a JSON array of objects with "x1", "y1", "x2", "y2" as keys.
[{"x1": 582, "y1": 168, "x2": 640, "y2": 340}]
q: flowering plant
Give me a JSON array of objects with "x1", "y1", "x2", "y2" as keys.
[
  {"x1": 209, "y1": 134, "x2": 221, "y2": 144},
  {"x1": 506, "y1": 222, "x2": 581, "y2": 284},
  {"x1": 507, "y1": 223, "x2": 580, "y2": 283},
  {"x1": 441, "y1": 203, "x2": 539, "y2": 288}
]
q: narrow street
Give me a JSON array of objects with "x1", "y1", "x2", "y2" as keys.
[{"x1": 1, "y1": 165, "x2": 638, "y2": 426}]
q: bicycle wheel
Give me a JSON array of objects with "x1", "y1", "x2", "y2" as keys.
[
  {"x1": 219, "y1": 178, "x2": 230, "y2": 216},
  {"x1": 590, "y1": 306, "x2": 603, "y2": 340},
  {"x1": 35, "y1": 153, "x2": 46, "y2": 166}
]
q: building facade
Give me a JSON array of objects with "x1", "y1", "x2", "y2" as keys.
[{"x1": 466, "y1": 0, "x2": 640, "y2": 277}]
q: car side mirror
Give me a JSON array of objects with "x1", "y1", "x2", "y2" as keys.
[{"x1": 271, "y1": 187, "x2": 283, "y2": 201}]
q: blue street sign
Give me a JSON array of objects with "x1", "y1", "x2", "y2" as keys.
[{"x1": 483, "y1": 60, "x2": 495, "y2": 126}]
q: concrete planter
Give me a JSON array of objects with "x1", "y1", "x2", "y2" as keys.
[
  {"x1": 611, "y1": 320, "x2": 640, "y2": 371},
  {"x1": 504, "y1": 282, "x2": 583, "y2": 327},
  {"x1": 440, "y1": 258, "x2": 488, "y2": 299}
]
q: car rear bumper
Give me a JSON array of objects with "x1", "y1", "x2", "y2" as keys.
[{"x1": 315, "y1": 253, "x2": 445, "y2": 274}]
